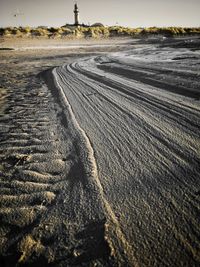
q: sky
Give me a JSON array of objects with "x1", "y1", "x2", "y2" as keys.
[{"x1": 0, "y1": 0, "x2": 200, "y2": 28}]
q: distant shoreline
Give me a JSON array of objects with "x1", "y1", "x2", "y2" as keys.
[
  {"x1": 1, "y1": 34, "x2": 200, "y2": 52},
  {"x1": 0, "y1": 36, "x2": 135, "y2": 51}
]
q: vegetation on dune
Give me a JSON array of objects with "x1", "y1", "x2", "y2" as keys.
[
  {"x1": 0, "y1": 26, "x2": 200, "y2": 38},
  {"x1": 139, "y1": 26, "x2": 200, "y2": 36}
]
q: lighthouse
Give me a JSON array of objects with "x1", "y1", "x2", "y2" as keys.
[{"x1": 74, "y1": 3, "x2": 79, "y2": 26}]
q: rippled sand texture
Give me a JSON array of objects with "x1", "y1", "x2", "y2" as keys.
[
  {"x1": 53, "y1": 38, "x2": 200, "y2": 266},
  {"x1": 0, "y1": 47, "x2": 124, "y2": 267},
  {"x1": 0, "y1": 37, "x2": 200, "y2": 267}
]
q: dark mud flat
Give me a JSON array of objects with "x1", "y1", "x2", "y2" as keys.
[{"x1": 0, "y1": 37, "x2": 200, "y2": 267}]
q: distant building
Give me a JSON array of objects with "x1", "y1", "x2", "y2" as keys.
[
  {"x1": 91, "y1": 23, "x2": 104, "y2": 27},
  {"x1": 64, "y1": 4, "x2": 104, "y2": 28},
  {"x1": 74, "y1": 3, "x2": 79, "y2": 26}
]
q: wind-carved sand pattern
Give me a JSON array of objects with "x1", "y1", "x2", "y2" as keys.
[
  {"x1": 52, "y1": 39, "x2": 200, "y2": 267},
  {"x1": 51, "y1": 67, "x2": 138, "y2": 266},
  {"x1": 0, "y1": 54, "x2": 116, "y2": 266},
  {"x1": 1, "y1": 37, "x2": 200, "y2": 267}
]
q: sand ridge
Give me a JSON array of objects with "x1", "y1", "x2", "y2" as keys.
[
  {"x1": 0, "y1": 46, "x2": 123, "y2": 266},
  {"x1": 0, "y1": 36, "x2": 200, "y2": 266}
]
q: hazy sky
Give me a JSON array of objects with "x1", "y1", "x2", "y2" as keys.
[{"x1": 1, "y1": 0, "x2": 200, "y2": 28}]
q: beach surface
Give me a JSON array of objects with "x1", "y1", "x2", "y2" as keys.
[{"x1": 0, "y1": 36, "x2": 200, "y2": 266}]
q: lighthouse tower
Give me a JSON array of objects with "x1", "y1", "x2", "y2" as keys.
[{"x1": 74, "y1": 3, "x2": 79, "y2": 26}]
